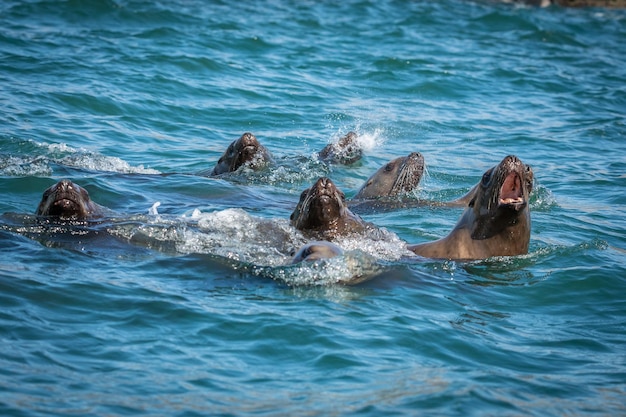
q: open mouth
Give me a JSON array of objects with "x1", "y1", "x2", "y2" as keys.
[
  {"x1": 241, "y1": 145, "x2": 259, "y2": 160},
  {"x1": 317, "y1": 194, "x2": 333, "y2": 205},
  {"x1": 49, "y1": 198, "x2": 81, "y2": 216},
  {"x1": 498, "y1": 172, "x2": 525, "y2": 207}
]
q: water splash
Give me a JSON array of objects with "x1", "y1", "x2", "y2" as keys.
[{"x1": 253, "y1": 251, "x2": 386, "y2": 286}]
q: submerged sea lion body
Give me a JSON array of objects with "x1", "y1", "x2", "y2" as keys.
[
  {"x1": 318, "y1": 131, "x2": 363, "y2": 165},
  {"x1": 36, "y1": 179, "x2": 103, "y2": 220},
  {"x1": 291, "y1": 241, "x2": 344, "y2": 263},
  {"x1": 408, "y1": 155, "x2": 533, "y2": 260},
  {"x1": 207, "y1": 132, "x2": 273, "y2": 176},
  {"x1": 290, "y1": 177, "x2": 371, "y2": 240}
]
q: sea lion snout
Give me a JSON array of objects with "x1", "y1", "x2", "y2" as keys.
[
  {"x1": 502, "y1": 155, "x2": 524, "y2": 171},
  {"x1": 36, "y1": 179, "x2": 101, "y2": 220}
]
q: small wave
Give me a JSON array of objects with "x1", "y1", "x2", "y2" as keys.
[
  {"x1": 0, "y1": 140, "x2": 160, "y2": 176},
  {"x1": 59, "y1": 152, "x2": 160, "y2": 175},
  {"x1": 0, "y1": 155, "x2": 52, "y2": 176},
  {"x1": 530, "y1": 184, "x2": 558, "y2": 212}
]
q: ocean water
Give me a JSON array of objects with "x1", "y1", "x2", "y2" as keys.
[{"x1": 1, "y1": 0, "x2": 625, "y2": 415}]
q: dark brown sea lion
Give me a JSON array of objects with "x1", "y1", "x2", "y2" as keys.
[
  {"x1": 290, "y1": 177, "x2": 372, "y2": 240},
  {"x1": 353, "y1": 152, "x2": 425, "y2": 200},
  {"x1": 205, "y1": 132, "x2": 273, "y2": 176},
  {"x1": 318, "y1": 131, "x2": 363, "y2": 165},
  {"x1": 291, "y1": 241, "x2": 344, "y2": 263},
  {"x1": 407, "y1": 155, "x2": 534, "y2": 260},
  {"x1": 36, "y1": 179, "x2": 103, "y2": 220}
]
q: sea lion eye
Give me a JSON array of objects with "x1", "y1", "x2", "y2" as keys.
[
  {"x1": 481, "y1": 171, "x2": 491, "y2": 185},
  {"x1": 384, "y1": 163, "x2": 394, "y2": 172}
]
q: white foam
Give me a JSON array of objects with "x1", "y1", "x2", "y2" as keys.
[
  {"x1": 333, "y1": 227, "x2": 414, "y2": 262},
  {"x1": 253, "y1": 251, "x2": 385, "y2": 286},
  {"x1": 176, "y1": 208, "x2": 305, "y2": 266},
  {"x1": 33, "y1": 141, "x2": 162, "y2": 174},
  {"x1": 59, "y1": 152, "x2": 160, "y2": 174},
  {"x1": 108, "y1": 208, "x2": 410, "y2": 286},
  {"x1": 0, "y1": 155, "x2": 52, "y2": 176}
]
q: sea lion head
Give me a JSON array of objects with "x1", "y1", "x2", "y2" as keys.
[
  {"x1": 354, "y1": 152, "x2": 425, "y2": 199},
  {"x1": 318, "y1": 131, "x2": 363, "y2": 165},
  {"x1": 211, "y1": 132, "x2": 271, "y2": 175},
  {"x1": 291, "y1": 241, "x2": 344, "y2": 263},
  {"x1": 468, "y1": 155, "x2": 533, "y2": 240},
  {"x1": 290, "y1": 177, "x2": 350, "y2": 233},
  {"x1": 36, "y1": 179, "x2": 97, "y2": 220}
]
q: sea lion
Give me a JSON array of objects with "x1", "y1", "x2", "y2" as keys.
[
  {"x1": 353, "y1": 152, "x2": 425, "y2": 199},
  {"x1": 205, "y1": 132, "x2": 273, "y2": 176},
  {"x1": 36, "y1": 179, "x2": 104, "y2": 220},
  {"x1": 407, "y1": 155, "x2": 534, "y2": 260},
  {"x1": 291, "y1": 241, "x2": 344, "y2": 263},
  {"x1": 290, "y1": 177, "x2": 372, "y2": 240},
  {"x1": 318, "y1": 131, "x2": 363, "y2": 165}
]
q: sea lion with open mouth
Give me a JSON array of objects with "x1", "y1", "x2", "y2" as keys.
[
  {"x1": 36, "y1": 179, "x2": 104, "y2": 220},
  {"x1": 290, "y1": 177, "x2": 372, "y2": 240},
  {"x1": 407, "y1": 155, "x2": 533, "y2": 260}
]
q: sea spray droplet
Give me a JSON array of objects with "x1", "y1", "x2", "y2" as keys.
[{"x1": 148, "y1": 202, "x2": 161, "y2": 216}]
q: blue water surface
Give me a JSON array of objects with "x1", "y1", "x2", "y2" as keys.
[{"x1": 1, "y1": 0, "x2": 625, "y2": 415}]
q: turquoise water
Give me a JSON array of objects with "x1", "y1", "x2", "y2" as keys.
[{"x1": 1, "y1": 0, "x2": 625, "y2": 415}]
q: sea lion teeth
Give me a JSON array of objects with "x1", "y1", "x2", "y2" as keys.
[{"x1": 499, "y1": 197, "x2": 523, "y2": 204}]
